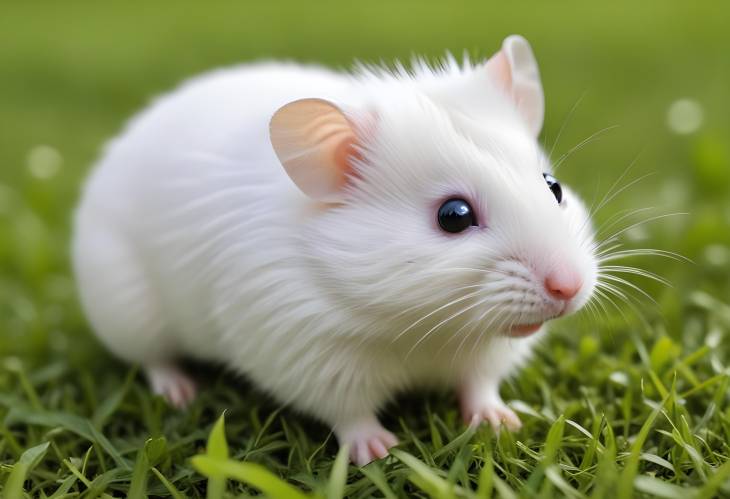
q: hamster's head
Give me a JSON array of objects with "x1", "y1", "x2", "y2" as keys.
[{"x1": 270, "y1": 35, "x2": 598, "y2": 347}]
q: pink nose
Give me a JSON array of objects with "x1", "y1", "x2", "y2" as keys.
[{"x1": 544, "y1": 267, "x2": 582, "y2": 301}]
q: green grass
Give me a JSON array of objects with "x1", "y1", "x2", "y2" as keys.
[{"x1": 1, "y1": 1, "x2": 730, "y2": 497}]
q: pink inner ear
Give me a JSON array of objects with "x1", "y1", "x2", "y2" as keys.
[
  {"x1": 270, "y1": 98, "x2": 362, "y2": 202},
  {"x1": 333, "y1": 135, "x2": 362, "y2": 180},
  {"x1": 486, "y1": 50, "x2": 513, "y2": 92}
]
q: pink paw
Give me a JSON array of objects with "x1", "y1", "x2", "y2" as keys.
[
  {"x1": 337, "y1": 420, "x2": 398, "y2": 466},
  {"x1": 146, "y1": 365, "x2": 197, "y2": 409},
  {"x1": 462, "y1": 399, "x2": 522, "y2": 432}
]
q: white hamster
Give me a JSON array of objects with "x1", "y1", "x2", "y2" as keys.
[{"x1": 72, "y1": 35, "x2": 598, "y2": 465}]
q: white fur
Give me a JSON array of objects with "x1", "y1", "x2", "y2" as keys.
[{"x1": 73, "y1": 45, "x2": 597, "y2": 464}]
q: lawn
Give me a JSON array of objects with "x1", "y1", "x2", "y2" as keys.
[{"x1": 1, "y1": 1, "x2": 730, "y2": 497}]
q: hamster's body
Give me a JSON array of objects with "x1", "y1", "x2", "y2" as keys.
[
  {"x1": 75, "y1": 63, "x2": 358, "y2": 369},
  {"x1": 73, "y1": 37, "x2": 597, "y2": 464}
]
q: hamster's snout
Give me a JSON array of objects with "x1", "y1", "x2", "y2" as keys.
[{"x1": 544, "y1": 265, "x2": 583, "y2": 303}]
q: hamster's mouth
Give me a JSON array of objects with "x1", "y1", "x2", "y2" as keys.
[
  {"x1": 504, "y1": 304, "x2": 569, "y2": 338},
  {"x1": 507, "y1": 323, "x2": 544, "y2": 337}
]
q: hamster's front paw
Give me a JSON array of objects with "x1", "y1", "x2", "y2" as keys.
[
  {"x1": 463, "y1": 400, "x2": 522, "y2": 432},
  {"x1": 460, "y1": 385, "x2": 522, "y2": 432},
  {"x1": 336, "y1": 418, "x2": 398, "y2": 466},
  {"x1": 145, "y1": 364, "x2": 197, "y2": 409}
]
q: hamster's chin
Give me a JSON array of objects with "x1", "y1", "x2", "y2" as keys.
[{"x1": 506, "y1": 323, "x2": 544, "y2": 338}]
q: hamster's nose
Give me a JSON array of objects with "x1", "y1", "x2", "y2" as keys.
[{"x1": 544, "y1": 266, "x2": 582, "y2": 301}]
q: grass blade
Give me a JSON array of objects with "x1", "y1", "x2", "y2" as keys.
[
  {"x1": 205, "y1": 412, "x2": 229, "y2": 499},
  {"x1": 128, "y1": 444, "x2": 150, "y2": 499},
  {"x1": 191, "y1": 455, "x2": 310, "y2": 499},
  {"x1": 617, "y1": 397, "x2": 666, "y2": 499},
  {"x1": 326, "y1": 444, "x2": 349, "y2": 499},
  {"x1": 360, "y1": 463, "x2": 398, "y2": 499},
  {"x1": 4, "y1": 441, "x2": 50, "y2": 499},
  {"x1": 391, "y1": 448, "x2": 451, "y2": 498},
  {"x1": 150, "y1": 467, "x2": 186, "y2": 499}
]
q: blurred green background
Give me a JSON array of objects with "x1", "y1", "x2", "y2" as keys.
[
  {"x1": 1, "y1": 0, "x2": 728, "y2": 362},
  {"x1": 1, "y1": 1, "x2": 729, "y2": 495}
]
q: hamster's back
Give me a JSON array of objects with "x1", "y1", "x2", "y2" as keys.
[
  {"x1": 80, "y1": 63, "x2": 353, "y2": 216},
  {"x1": 73, "y1": 62, "x2": 353, "y2": 362}
]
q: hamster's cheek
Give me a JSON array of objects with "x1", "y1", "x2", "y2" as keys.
[
  {"x1": 561, "y1": 187, "x2": 591, "y2": 227},
  {"x1": 557, "y1": 185, "x2": 599, "y2": 314},
  {"x1": 306, "y1": 201, "x2": 497, "y2": 322}
]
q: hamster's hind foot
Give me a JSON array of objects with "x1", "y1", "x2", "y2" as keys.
[{"x1": 145, "y1": 364, "x2": 197, "y2": 408}]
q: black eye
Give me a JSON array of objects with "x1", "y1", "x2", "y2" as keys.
[
  {"x1": 543, "y1": 173, "x2": 563, "y2": 204},
  {"x1": 437, "y1": 198, "x2": 477, "y2": 233}
]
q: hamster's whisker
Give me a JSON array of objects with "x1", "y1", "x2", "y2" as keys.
[
  {"x1": 405, "y1": 295, "x2": 493, "y2": 359},
  {"x1": 381, "y1": 267, "x2": 520, "y2": 330},
  {"x1": 598, "y1": 274, "x2": 658, "y2": 306},
  {"x1": 469, "y1": 306, "x2": 513, "y2": 356},
  {"x1": 473, "y1": 296, "x2": 517, "y2": 340},
  {"x1": 596, "y1": 282, "x2": 643, "y2": 323},
  {"x1": 595, "y1": 281, "x2": 658, "y2": 327},
  {"x1": 498, "y1": 317, "x2": 523, "y2": 349},
  {"x1": 425, "y1": 266, "x2": 506, "y2": 277},
  {"x1": 440, "y1": 300, "x2": 501, "y2": 357},
  {"x1": 450, "y1": 314, "x2": 488, "y2": 367},
  {"x1": 593, "y1": 206, "x2": 656, "y2": 241},
  {"x1": 594, "y1": 280, "x2": 652, "y2": 329},
  {"x1": 598, "y1": 248, "x2": 690, "y2": 263},
  {"x1": 590, "y1": 210, "x2": 689, "y2": 285},
  {"x1": 595, "y1": 288, "x2": 630, "y2": 330},
  {"x1": 594, "y1": 281, "x2": 657, "y2": 334},
  {"x1": 597, "y1": 212, "x2": 689, "y2": 250},
  {"x1": 598, "y1": 265, "x2": 672, "y2": 287},
  {"x1": 590, "y1": 237, "x2": 684, "y2": 324},
  {"x1": 584, "y1": 206, "x2": 654, "y2": 249},
  {"x1": 385, "y1": 263, "x2": 495, "y2": 285},
  {"x1": 552, "y1": 125, "x2": 620, "y2": 170},
  {"x1": 338, "y1": 267, "x2": 491, "y2": 316},
  {"x1": 592, "y1": 240, "x2": 687, "y2": 310},
  {"x1": 376, "y1": 283, "x2": 487, "y2": 325},
  {"x1": 391, "y1": 289, "x2": 484, "y2": 344},
  {"x1": 589, "y1": 287, "x2": 614, "y2": 319},
  {"x1": 592, "y1": 172, "x2": 655, "y2": 219},
  {"x1": 406, "y1": 300, "x2": 483, "y2": 357},
  {"x1": 436, "y1": 267, "x2": 536, "y2": 284},
  {"x1": 450, "y1": 307, "x2": 503, "y2": 368},
  {"x1": 546, "y1": 92, "x2": 587, "y2": 162},
  {"x1": 580, "y1": 297, "x2": 601, "y2": 325},
  {"x1": 442, "y1": 300, "x2": 500, "y2": 359},
  {"x1": 595, "y1": 280, "x2": 632, "y2": 305},
  {"x1": 584, "y1": 154, "x2": 641, "y2": 220},
  {"x1": 593, "y1": 241, "x2": 623, "y2": 258},
  {"x1": 589, "y1": 298, "x2": 608, "y2": 324},
  {"x1": 472, "y1": 295, "x2": 513, "y2": 330},
  {"x1": 577, "y1": 157, "x2": 652, "y2": 245},
  {"x1": 435, "y1": 303, "x2": 482, "y2": 354}
]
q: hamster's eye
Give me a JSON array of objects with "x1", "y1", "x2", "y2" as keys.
[
  {"x1": 543, "y1": 173, "x2": 563, "y2": 204},
  {"x1": 437, "y1": 198, "x2": 477, "y2": 233}
]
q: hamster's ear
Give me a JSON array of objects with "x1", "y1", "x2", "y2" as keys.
[
  {"x1": 485, "y1": 35, "x2": 544, "y2": 137},
  {"x1": 270, "y1": 98, "x2": 360, "y2": 203}
]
